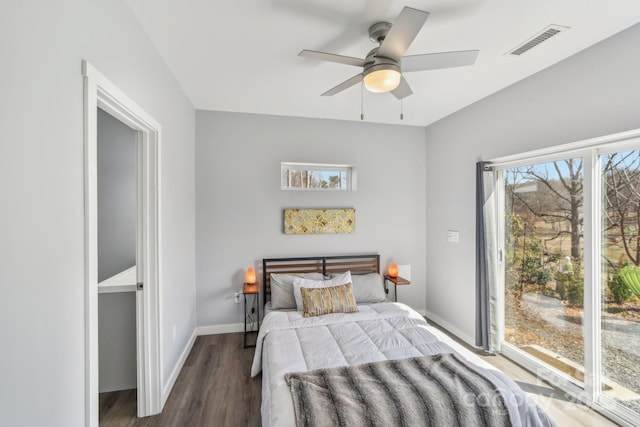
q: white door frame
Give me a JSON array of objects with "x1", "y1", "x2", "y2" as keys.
[{"x1": 83, "y1": 60, "x2": 162, "y2": 426}]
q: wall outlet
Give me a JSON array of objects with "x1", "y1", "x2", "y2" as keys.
[
  {"x1": 234, "y1": 292, "x2": 241, "y2": 304},
  {"x1": 447, "y1": 230, "x2": 460, "y2": 243}
]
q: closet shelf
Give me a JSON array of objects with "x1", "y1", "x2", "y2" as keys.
[{"x1": 98, "y1": 266, "x2": 137, "y2": 293}]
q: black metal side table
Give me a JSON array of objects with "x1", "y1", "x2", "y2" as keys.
[
  {"x1": 243, "y1": 282, "x2": 260, "y2": 348},
  {"x1": 383, "y1": 275, "x2": 411, "y2": 302}
]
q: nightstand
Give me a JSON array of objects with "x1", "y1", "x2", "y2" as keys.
[
  {"x1": 243, "y1": 282, "x2": 260, "y2": 348},
  {"x1": 384, "y1": 275, "x2": 411, "y2": 302}
]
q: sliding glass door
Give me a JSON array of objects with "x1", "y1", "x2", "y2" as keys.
[
  {"x1": 494, "y1": 136, "x2": 640, "y2": 426},
  {"x1": 601, "y1": 149, "x2": 640, "y2": 415},
  {"x1": 503, "y1": 159, "x2": 585, "y2": 385}
]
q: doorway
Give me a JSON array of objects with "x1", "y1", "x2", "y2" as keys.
[
  {"x1": 83, "y1": 61, "x2": 161, "y2": 427},
  {"x1": 97, "y1": 108, "x2": 138, "y2": 408}
]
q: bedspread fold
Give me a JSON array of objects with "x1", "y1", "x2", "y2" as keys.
[{"x1": 285, "y1": 353, "x2": 512, "y2": 427}]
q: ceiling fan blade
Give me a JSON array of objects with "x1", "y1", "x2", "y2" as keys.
[
  {"x1": 377, "y1": 7, "x2": 429, "y2": 59},
  {"x1": 299, "y1": 50, "x2": 365, "y2": 67},
  {"x1": 401, "y1": 50, "x2": 479, "y2": 72},
  {"x1": 322, "y1": 74, "x2": 364, "y2": 96},
  {"x1": 391, "y1": 76, "x2": 412, "y2": 100}
]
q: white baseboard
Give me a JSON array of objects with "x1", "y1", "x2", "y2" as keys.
[
  {"x1": 162, "y1": 329, "x2": 197, "y2": 407},
  {"x1": 196, "y1": 322, "x2": 244, "y2": 336},
  {"x1": 423, "y1": 309, "x2": 476, "y2": 347}
]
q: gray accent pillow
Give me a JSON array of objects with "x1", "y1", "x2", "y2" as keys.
[
  {"x1": 270, "y1": 272, "x2": 325, "y2": 309},
  {"x1": 333, "y1": 272, "x2": 386, "y2": 303}
]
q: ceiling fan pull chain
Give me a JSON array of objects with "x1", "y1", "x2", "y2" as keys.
[
  {"x1": 400, "y1": 99, "x2": 404, "y2": 120},
  {"x1": 360, "y1": 82, "x2": 364, "y2": 120}
]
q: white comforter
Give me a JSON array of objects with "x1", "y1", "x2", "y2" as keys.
[{"x1": 252, "y1": 302, "x2": 554, "y2": 427}]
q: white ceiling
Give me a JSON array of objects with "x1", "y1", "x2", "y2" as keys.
[{"x1": 125, "y1": 0, "x2": 640, "y2": 127}]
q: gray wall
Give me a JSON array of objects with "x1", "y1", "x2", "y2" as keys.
[
  {"x1": 0, "y1": 1, "x2": 196, "y2": 425},
  {"x1": 424, "y1": 23, "x2": 640, "y2": 342},
  {"x1": 98, "y1": 293, "x2": 137, "y2": 392},
  {"x1": 195, "y1": 111, "x2": 427, "y2": 327},
  {"x1": 97, "y1": 109, "x2": 136, "y2": 282}
]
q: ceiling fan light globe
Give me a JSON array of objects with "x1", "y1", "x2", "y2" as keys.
[{"x1": 363, "y1": 69, "x2": 401, "y2": 93}]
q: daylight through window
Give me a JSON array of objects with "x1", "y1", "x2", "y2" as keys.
[{"x1": 281, "y1": 162, "x2": 355, "y2": 191}]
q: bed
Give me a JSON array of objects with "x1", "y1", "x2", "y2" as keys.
[{"x1": 251, "y1": 254, "x2": 555, "y2": 427}]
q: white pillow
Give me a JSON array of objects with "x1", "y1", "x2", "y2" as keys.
[
  {"x1": 349, "y1": 272, "x2": 387, "y2": 303},
  {"x1": 292, "y1": 271, "x2": 352, "y2": 311},
  {"x1": 270, "y1": 272, "x2": 325, "y2": 309}
]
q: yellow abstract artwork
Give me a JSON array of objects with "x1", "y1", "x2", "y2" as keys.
[{"x1": 284, "y1": 208, "x2": 356, "y2": 234}]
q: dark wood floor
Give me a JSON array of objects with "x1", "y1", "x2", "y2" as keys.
[
  {"x1": 101, "y1": 330, "x2": 618, "y2": 427},
  {"x1": 99, "y1": 333, "x2": 261, "y2": 426}
]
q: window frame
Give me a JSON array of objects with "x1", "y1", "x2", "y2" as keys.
[{"x1": 280, "y1": 162, "x2": 356, "y2": 191}]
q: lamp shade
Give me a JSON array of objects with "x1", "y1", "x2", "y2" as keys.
[
  {"x1": 388, "y1": 264, "x2": 398, "y2": 278},
  {"x1": 363, "y1": 67, "x2": 401, "y2": 93},
  {"x1": 245, "y1": 267, "x2": 256, "y2": 284}
]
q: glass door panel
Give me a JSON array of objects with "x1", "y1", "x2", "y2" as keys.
[
  {"x1": 504, "y1": 158, "x2": 584, "y2": 383},
  {"x1": 601, "y1": 150, "x2": 640, "y2": 412}
]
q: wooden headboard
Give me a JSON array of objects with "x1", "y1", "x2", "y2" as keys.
[{"x1": 261, "y1": 254, "x2": 380, "y2": 306}]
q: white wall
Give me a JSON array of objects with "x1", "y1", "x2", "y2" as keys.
[
  {"x1": 424, "y1": 23, "x2": 640, "y2": 342},
  {"x1": 0, "y1": 1, "x2": 196, "y2": 426},
  {"x1": 195, "y1": 111, "x2": 426, "y2": 327}
]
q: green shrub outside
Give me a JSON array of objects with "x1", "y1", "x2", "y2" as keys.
[
  {"x1": 555, "y1": 271, "x2": 584, "y2": 306},
  {"x1": 608, "y1": 273, "x2": 633, "y2": 304}
]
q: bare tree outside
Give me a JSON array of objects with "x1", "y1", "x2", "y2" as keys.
[
  {"x1": 603, "y1": 150, "x2": 640, "y2": 267},
  {"x1": 508, "y1": 159, "x2": 583, "y2": 261},
  {"x1": 282, "y1": 166, "x2": 349, "y2": 190}
]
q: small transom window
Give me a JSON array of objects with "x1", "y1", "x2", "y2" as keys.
[{"x1": 281, "y1": 162, "x2": 356, "y2": 191}]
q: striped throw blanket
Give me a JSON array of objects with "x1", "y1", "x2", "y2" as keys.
[{"x1": 285, "y1": 353, "x2": 511, "y2": 427}]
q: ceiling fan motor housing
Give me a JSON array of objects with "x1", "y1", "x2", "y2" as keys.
[
  {"x1": 364, "y1": 22, "x2": 401, "y2": 78},
  {"x1": 364, "y1": 47, "x2": 400, "y2": 73}
]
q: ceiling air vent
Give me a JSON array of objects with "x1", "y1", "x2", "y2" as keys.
[{"x1": 507, "y1": 24, "x2": 569, "y2": 56}]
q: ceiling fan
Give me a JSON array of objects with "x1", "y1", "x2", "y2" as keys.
[{"x1": 299, "y1": 6, "x2": 479, "y2": 100}]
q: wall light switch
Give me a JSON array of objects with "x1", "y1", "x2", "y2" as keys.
[{"x1": 447, "y1": 230, "x2": 460, "y2": 243}]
